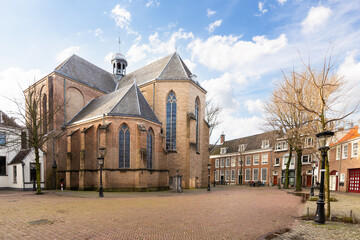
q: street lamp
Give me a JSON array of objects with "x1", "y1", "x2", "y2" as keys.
[
  {"x1": 314, "y1": 131, "x2": 334, "y2": 224},
  {"x1": 310, "y1": 160, "x2": 317, "y2": 197},
  {"x1": 98, "y1": 147, "x2": 106, "y2": 197},
  {"x1": 207, "y1": 163, "x2": 211, "y2": 191},
  {"x1": 213, "y1": 169, "x2": 216, "y2": 187}
]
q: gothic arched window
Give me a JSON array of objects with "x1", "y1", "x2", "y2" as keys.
[
  {"x1": 119, "y1": 124, "x2": 130, "y2": 168},
  {"x1": 166, "y1": 91, "x2": 177, "y2": 150},
  {"x1": 146, "y1": 128, "x2": 154, "y2": 169},
  {"x1": 195, "y1": 97, "x2": 200, "y2": 152}
]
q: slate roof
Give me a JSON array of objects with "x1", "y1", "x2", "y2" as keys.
[
  {"x1": 8, "y1": 149, "x2": 31, "y2": 165},
  {"x1": 116, "y1": 52, "x2": 202, "y2": 90},
  {"x1": 211, "y1": 131, "x2": 277, "y2": 155},
  {"x1": 55, "y1": 54, "x2": 116, "y2": 93},
  {"x1": 68, "y1": 83, "x2": 160, "y2": 125},
  {"x1": 0, "y1": 110, "x2": 22, "y2": 128}
]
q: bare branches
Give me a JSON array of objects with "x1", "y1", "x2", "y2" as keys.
[{"x1": 205, "y1": 98, "x2": 222, "y2": 138}]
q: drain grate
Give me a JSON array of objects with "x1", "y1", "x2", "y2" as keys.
[{"x1": 28, "y1": 219, "x2": 53, "y2": 225}]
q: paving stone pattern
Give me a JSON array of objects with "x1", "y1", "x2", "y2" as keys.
[{"x1": 0, "y1": 187, "x2": 303, "y2": 240}]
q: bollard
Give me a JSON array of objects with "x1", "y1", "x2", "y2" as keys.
[
  {"x1": 307, "y1": 207, "x2": 309, "y2": 220},
  {"x1": 61, "y1": 182, "x2": 63, "y2": 191}
]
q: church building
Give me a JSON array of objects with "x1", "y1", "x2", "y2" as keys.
[{"x1": 25, "y1": 49, "x2": 209, "y2": 190}]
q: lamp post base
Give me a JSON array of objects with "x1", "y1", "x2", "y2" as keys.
[{"x1": 314, "y1": 198, "x2": 325, "y2": 224}]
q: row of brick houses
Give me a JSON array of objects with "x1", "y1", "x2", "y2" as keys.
[
  {"x1": 210, "y1": 126, "x2": 360, "y2": 194},
  {"x1": 210, "y1": 131, "x2": 319, "y2": 187}
]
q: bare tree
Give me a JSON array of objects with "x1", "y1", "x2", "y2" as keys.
[
  {"x1": 205, "y1": 98, "x2": 222, "y2": 138},
  {"x1": 280, "y1": 48, "x2": 358, "y2": 217}
]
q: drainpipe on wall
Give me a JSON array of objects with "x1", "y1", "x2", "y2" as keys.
[{"x1": 21, "y1": 162, "x2": 25, "y2": 191}]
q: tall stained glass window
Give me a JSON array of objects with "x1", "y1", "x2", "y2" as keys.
[
  {"x1": 195, "y1": 97, "x2": 200, "y2": 152},
  {"x1": 147, "y1": 129, "x2": 153, "y2": 169},
  {"x1": 166, "y1": 91, "x2": 176, "y2": 150},
  {"x1": 119, "y1": 124, "x2": 130, "y2": 168}
]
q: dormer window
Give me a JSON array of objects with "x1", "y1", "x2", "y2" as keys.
[
  {"x1": 304, "y1": 137, "x2": 314, "y2": 147},
  {"x1": 238, "y1": 144, "x2": 246, "y2": 152},
  {"x1": 275, "y1": 141, "x2": 288, "y2": 151},
  {"x1": 261, "y1": 140, "x2": 270, "y2": 149},
  {"x1": 220, "y1": 147, "x2": 228, "y2": 154}
]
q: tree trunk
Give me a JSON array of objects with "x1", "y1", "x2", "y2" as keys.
[
  {"x1": 295, "y1": 149, "x2": 303, "y2": 192},
  {"x1": 325, "y1": 154, "x2": 330, "y2": 218},
  {"x1": 284, "y1": 148, "x2": 293, "y2": 189},
  {"x1": 34, "y1": 147, "x2": 42, "y2": 194}
]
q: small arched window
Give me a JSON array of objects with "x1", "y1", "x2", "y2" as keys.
[
  {"x1": 166, "y1": 91, "x2": 177, "y2": 150},
  {"x1": 119, "y1": 124, "x2": 130, "y2": 168},
  {"x1": 146, "y1": 128, "x2": 154, "y2": 169},
  {"x1": 195, "y1": 97, "x2": 200, "y2": 152}
]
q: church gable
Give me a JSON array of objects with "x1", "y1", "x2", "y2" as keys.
[{"x1": 158, "y1": 53, "x2": 192, "y2": 80}]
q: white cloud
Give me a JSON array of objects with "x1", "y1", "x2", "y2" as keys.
[
  {"x1": 110, "y1": 4, "x2": 131, "y2": 29},
  {"x1": 206, "y1": 20, "x2": 222, "y2": 33},
  {"x1": 104, "y1": 52, "x2": 114, "y2": 63},
  {"x1": 258, "y1": 2, "x2": 268, "y2": 14},
  {"x1": 245, "y1": 99, "x2": 264, "y2": 114},
  {"x1": 302, "y1": 6, "x2": 332, "y2": 33},
  {"x1": 0, "y1": 67, "x2": 42, "y2": 115},
  {"x1": 94, "y1": 28, "x2": 103, "y2": 37},
  {"x1": 277, "y1": 0, "x2": 287, "y2": 5},
  {"x1": 56, "y1": 46, "x2": 80, "y2": 62},
  {"x1": 146, "y1": 0, "x2": 160, "y2": 7},
  {"x1": 183, "y1": 59, "x2": 197, "y2": 72},
  {"x1": 207, "y1": 8, "x2": 216, "y2": 17}
]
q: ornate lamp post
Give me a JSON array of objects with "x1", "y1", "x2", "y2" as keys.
[
  {"x1": 98, "y1": 147, "x2": 106, "y2": 197},
  {"x1": 213, "y1": 169, "x2": 216, "y2": 187},
  {"x1": 207, "y1": 163, "x2": 211, "y2": 191},
  {"x1": 310, "y1": 161, "x2": 317, "y2": 197},
  {"x1": 314, "y1": 131, "x2": 334, "y2": 224}
]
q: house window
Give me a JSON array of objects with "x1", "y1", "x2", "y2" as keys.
[
  {"x1": 195, "y1": 97, "x2": 200, "y2": 152},
  {"x1": 336, "y1": 146, "x2": 341, "y2": 160},
  {"x1": 261, "y1": 168, "x2": 267, "y2": 182},
  {"x1": 231, "y1": 157, "x2": 236, "y2": 167},
  {"x1": 215, "y1": 170, "x2": 219, "y2": 181},
  {"x1": 245, "y1": 169, "x2": 251, "y2": 181},
  {"x1": 275, "y1": 142, "x2": 282, "y2": 150},
  {"x1": 275, "y1": 141, "x2": 287, "y2": 151},
  {"x1": 253, "y1": 168, "x2": 259, "y2": 181},
  {"x1": 238, "y1": 144, "x2": 246, "y2": 152},
  {"x1": 306, "y1": 170, "x2": 312, "y2": 174},
  {"x1": 261, "y1": 154, "x2": 268, "y2": 165},
  {"x1": 352, "y1": 142, "x2": 358, "y2": 157},
  {"x1": 261, "y1": 140, "x2": 269, "y2": 149},
  {"x1": 166, "y1": 91, "x2": 177, "y2": 150},
  {"x1": 220, "y1": 170, "x2": 224, "y2": 177},
  {"x1": 282, "y1": 141, "x2": 287, "y2": 150},
  {"x1": 225, "y1": 170, "x2": 230, "y2": 181},
  {"x1": 253, "y1": 154, "x2": 259, "y2": 165},
  {"x1": 0, "y1": 156, "x2": 5, "y2": 175},
  {"x1": 226, "y1": 158, "x2": 230, "y2": 167},
  {"x1": 220, "y1": 147, "x2": 227, "y2": 154},
  {"x1": 340, "y1": 173, "x2": 345, "y2": 182},
  {"x1": 274, "y1": 158, "x2": 280, "y2": 166},
  {"x1": 245, "y1": 155, "x2": 251, "y2": 166},
  {"x1": 119, "y1": 124, "x2": 130, "y2": 168},
  {"x1": 215, "y1": 159, "x2": 219, "y2": 168},
  {"x1": 30, "y1": 163, "x2": 37, "y2": 181},
  {"x1": 13, "y1": 166, "x2": 17, "y2": 183},
  {"x1": 305, "y1": 137, "x2": 313, "y2": 147},
  {"x1": 302, "y1": 155, "x2": 311, "y2": 164},
  {"x1": 146, "y1": 129, "x2": 153, "y2": 169},
  {"x1": 231, "y1": 169, "x2": 235, "y2": 181},
  {"x1": 238, "y1": 156, "x2": 244, "y2": 166},
  {"x1": 0, "y1": 132, "x2": 6, "y2": 146},
  {"x1": 273, "y1": 171, "x2": 278, "y2": 175},
  {"x1": 220, "y1": 159, "x2": 224, "y2": 168},
  {"x1": 342, "y1": 144, "x2": 348, "y2": 159}
]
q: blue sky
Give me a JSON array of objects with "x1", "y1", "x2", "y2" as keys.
[{"x1": 0, "y1": 0, "x2": 360, "y2": 143}]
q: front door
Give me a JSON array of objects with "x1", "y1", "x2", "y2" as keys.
[
  {"x1": 330, "y1": 175, "x2": 338, "y2": 191},
  {"x1": 349, "y1": 169, "x2": 360, "y2": 193},
  {"x1": 220, "y1": 175, "x2": 224, "y2": 185},
  {"x1": 273, "y1": 176, "x2": 278, "y2": 185},
  {"x1": 306, "y1": 175, "x2": 312, "y2": 187}
]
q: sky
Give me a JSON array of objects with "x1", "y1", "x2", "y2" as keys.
[{"x1": 0, "y1": 0, "x2": 360, "y2": 143}]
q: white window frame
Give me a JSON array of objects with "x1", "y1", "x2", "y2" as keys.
[
  {"x1": 261, "y1": 140, "x2": 270, "y2": 149},
  {"x1": 336, "y1": 146, "x2": 341, "y2": 160},
  {"x1": 225, "y1": 170, "x2": 230, "y2": 181},
  {"x1": 351, "y1": 141, "x2": 358, "y2": 157},
  {"x1": 306, "y1": 169, "x2": 312, "y2": 175},
  {"x1": 342, "y1": 144, "x2": 348, "y2": 159},
  {"x1": 231, "y1": 169, "x2": 235, "y2": 181},
  {"x1": 220, "y1": 159, "x2": 224, "y2": 168},
  {"x1": 275, "y1": 141, "x2": 288, "y2": 151},
  {"x1": 261, "y1": 168, "x2": 267, "y2": 182},
  {"x1": 231, "y1": 157, "x2": 236, "y2": 167},
  {"x1": 301, "y1": 155, "x2": 311, "y2": 164},
  {"x1": 245, "y1": 155, "x2": 251, "y2": 166},
  {"x1": 215, "y1": 170, "x2": 219, "y2": 181},
  {"x1": 253, "y1": 154, "x2": 259, "y2": 165},
  {"x1": 261, "y1": 153, "x2": 268, "y2": 165},
  {"x1": 304, "y1": 137, "x2": 314, "y2": 147},
  {"x1": 273, "y1": 171, "x2": 278, "y2": 175},
  {"x1": 220, "y1": 147, "x2": 227, "y2": 154},
  {"x1": 215, "y1": 159, "x2": 219, "y2": 168},
  {"x1": 238, "y1": 144, "x2": 246, "y2": 152},
  {"x1": 245, "y1": 169, "x2": 251, "y2": 181},
  {"x1": 220, "y1": 170, "x2": 224, "y2": 176},
  {"x1": 274, "y1": 158, "x2": 280, "y2": 166},
  {"x1": 238, "y1": 156, "x2": 244, "y2": 166},
  {"x1": 226, "y1": 158, "x2": 230, "y2": 167},
  {"x1": 253, "y1": 168, "x2": 259, "y2": 181},
  {"x1": 340, "y1": 173, "x2": 345, "y2": 182}
]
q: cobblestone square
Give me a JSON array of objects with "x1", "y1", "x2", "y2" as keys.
[{"x1": 0, "y1": 186, "x2": 304, "y2": 240}]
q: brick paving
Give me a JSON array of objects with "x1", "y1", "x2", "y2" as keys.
[{"x1": 0, "y1": 186, "x2": 304, "y2": 240}]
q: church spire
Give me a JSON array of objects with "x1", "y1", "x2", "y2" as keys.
[{"x1": 111, "y1": 36, "x2": 127, "y2": 81}]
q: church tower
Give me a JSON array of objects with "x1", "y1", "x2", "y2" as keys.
[{"x1": 111, "y1": 52, "x2": 127, "y2": 81}]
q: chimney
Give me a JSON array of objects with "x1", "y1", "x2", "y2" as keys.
[{"x1": 220, "y1": 132, "x2": 225, "y2": 145}]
